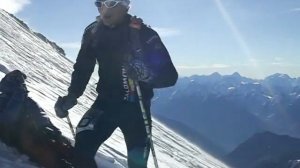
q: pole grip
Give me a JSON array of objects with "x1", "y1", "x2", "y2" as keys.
[{"x1": 66, "y1": 116, "x2": 76, "y2": 138}]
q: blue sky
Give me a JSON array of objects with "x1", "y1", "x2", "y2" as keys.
[{"x1": 1, "y1": 0, "x2": 299, "y2": 79}]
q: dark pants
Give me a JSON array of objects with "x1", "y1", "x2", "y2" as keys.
[{"x1": 73, "y1": 98, "x2": 152, "y2": 168}]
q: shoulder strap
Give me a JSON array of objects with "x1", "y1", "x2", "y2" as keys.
[
  {"x1": 129, "y1": 16, "x2": 143, "y2": 30},
  {"x1": 129, "y1": 16, "x2": 144, "y2": 57}
]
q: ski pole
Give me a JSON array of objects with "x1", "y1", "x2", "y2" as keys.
[
  {"x1": 55, "y1": 96, "x2": 76, "y2": 139},
  {"x1": 66, "y1": 115, "x2": 76, "y2": 139},
  {"x1": 135, "y1": 81, "x2": 159, "y2": 168}
]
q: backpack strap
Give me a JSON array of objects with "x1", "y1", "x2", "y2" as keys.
[
  {"x1": 129, "y1": 16, "x2": 143, "y2": 30},
  {"x1": 128, "y1": 16, "x2": 144, "y2": 57}
]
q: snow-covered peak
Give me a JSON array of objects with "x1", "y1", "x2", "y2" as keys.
[
  {"x1": 231, "y1": 72, "x2": 241, "y2": 78},
  {"x1": 265, "y1": 73, "x2": 291, "y2": 80}
]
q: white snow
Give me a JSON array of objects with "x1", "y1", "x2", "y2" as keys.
[
  {"x1": 227, "y1": 87, "x2": 235, "y2": 90},
  {"x1": 0, "y1": 72, "x2": 5, "y2": 79},
  {"x1": 0, "y1": 9, "x2": 228, "y2": 168},
  {"x1": 263, "y1": 95, "x2": 272, "y2": 99},
  {"x1": 169, "y1": 90, "x2": 178, "y2": 99}
]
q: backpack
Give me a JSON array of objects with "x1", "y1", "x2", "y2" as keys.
[{"x1": 0, "y1": 70, "x2": 74, "y2": 168}]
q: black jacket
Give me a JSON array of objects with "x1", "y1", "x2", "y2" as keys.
[{"x1": 68, "y1": 14, "x2": 178, "y2": 102}]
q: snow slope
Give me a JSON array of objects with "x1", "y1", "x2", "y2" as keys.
[{"x1": 0, "y1": 9, "x2": 228, "y2": 168}]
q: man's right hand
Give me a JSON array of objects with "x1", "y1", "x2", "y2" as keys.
[
  {"x1": 54, "y1": 95, "x2": 77, "y2": 118},
  {"x1": 124, "y1": 57, "x2": 154, "y2": 82}
]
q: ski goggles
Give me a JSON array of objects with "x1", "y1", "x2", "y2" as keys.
[{"x1": 95, "y1": 0, "x2": 129, "y2": 9}]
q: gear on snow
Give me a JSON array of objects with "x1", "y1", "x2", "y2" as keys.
[{"x1": 0, "y1": 70, "x2": 74, "y2": 168}]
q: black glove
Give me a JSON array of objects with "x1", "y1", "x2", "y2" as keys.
[
  {"x1": 54, "y1": 94, "x2": 77, "y2": 118},
  {"x1": 124, "y1": 55, "x2": 154, "y2": 82}
]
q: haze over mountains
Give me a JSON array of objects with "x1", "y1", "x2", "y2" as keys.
[{"x1": 152, "y1": 72, "x2": 300, "y2": 156}]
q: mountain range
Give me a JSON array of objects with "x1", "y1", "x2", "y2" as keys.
[{"x1": 152, "y1": 72, "x2": 300, "y2": 156}]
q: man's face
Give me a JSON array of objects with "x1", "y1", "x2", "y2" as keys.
[{"x1": 97, "y1": 1, "x2": 129, "y2": 27}]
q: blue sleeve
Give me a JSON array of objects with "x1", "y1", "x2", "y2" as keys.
[{"x1": 141, "y1": 27, "x2": 178, "y2": 88}]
